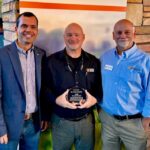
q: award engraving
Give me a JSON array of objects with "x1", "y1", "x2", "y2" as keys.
[{"x1": 67, "y1": 86, "x2": 86, "y2": 103}]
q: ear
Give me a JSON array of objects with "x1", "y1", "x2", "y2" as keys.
[
  {"x1": 83, "y1": 34, "x2": 85, "y2": 41},
  {"x1": 15, "y1": 26, "x2": 17, "y2": 32},
  {"x1": 133, "y1": 31, "x2": 136, "y2": 39},
  {"x1": 112, "y1": 32, "x2": 115, "y2": 40},
  {"x1": 63, "y1": 34, "x2": 66, "y2": 42}
]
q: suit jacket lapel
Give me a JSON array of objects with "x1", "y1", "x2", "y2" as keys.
[
  {"x1": 7, "y1": 42, "x2": 25, "y2": 94},
  {"x1": 34, "y1": 48, "x2": 42, "y2": 96}
]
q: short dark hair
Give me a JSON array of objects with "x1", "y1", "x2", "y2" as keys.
[{"x1": 16, "y1": 12, "x2": 38, "y2": 27}]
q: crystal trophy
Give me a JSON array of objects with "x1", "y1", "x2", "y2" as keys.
[{"x1": 67, "y1": 85, "x2": 86, "y2": 103}]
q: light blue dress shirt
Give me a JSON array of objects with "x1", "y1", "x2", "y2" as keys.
[{"x1": 100, "y1": 43, "x2": 150, "y2": 117}]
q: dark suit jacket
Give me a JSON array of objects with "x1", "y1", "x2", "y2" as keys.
[{"x1": 0, "y1": 42, "x2": 46, "y2": 140}]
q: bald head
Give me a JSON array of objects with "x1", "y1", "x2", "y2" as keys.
[
  {"x1": 64, "y1": 23, "x2": 84, "y2": 35},
  {"x1": 113, "y1": 19, "x2": 135, "y2": 54},
  {"x1": 114, "y1": 19, "x2": 135, "y2": 33}
]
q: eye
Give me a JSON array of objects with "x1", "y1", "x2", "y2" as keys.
[
  {"x1": 21, "y1": 24, "x2": 28, "y2": 28},
  {"x1": 20, "y1": 24, "x2": 37, "y2": 30},
  {"x1": 66, "y1": 33, "x2": 73, "y2": 37},
  {"x1": 31, "y1": 25, "x2": 37, "y2": 29},
  {"x1": 116, "y1": 31, "x2": 131, "y2": 35},
  {"x1": 117, "y1": 31, "x2": 122, "y2": 35},
  {"x1": 65, "y1": 33, "x2": 81, "y2": 37},
  {"x1": 74, "y1": 33, "x2": 80, "y2": 37},
  {"x1": 125, "y1": 31, "x2": 130, "y2": 35}
]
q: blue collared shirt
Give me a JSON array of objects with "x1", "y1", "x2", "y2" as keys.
[{"x1": 99, "y1": 44, "x2": 150, "y2": 117}]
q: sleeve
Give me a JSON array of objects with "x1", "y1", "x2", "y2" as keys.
[
  {"x1": 0, "y1": 62, "x2": 7, "y2": 136},
  {"x1": 43, "y1": 57, "x2": 57, "y2": 103},
  {"x1": 88, "y1": 58, "x2": 103, "y2": 103},
  {"x1": 40, "y1": 56, "x2": 57, "y2": 120},
  {"x1": 142, "y1": 56, "x2": 150, "y2": 117},
  {"x1": 142, "y1": 70, "x2": 150, "y2": 117},
  {"x1": 94, "y1": 58, "x2": 103, "y2": 103}
]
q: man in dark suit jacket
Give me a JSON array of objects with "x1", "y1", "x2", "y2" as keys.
[{"x1": 0, "y1": 12, "x2": 48, "y2": 150}]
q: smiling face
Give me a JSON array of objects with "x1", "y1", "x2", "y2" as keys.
[
  {"x1": 64, "y1": 23, "x2": 85, "y2": 53},
  {"x1": 113, "y1": 19, "x2": 135, "y2": 53},
  {"x1": 16, "y1": 15, "x2": 38, "y2": 49}
]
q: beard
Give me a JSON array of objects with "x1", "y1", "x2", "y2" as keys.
[
  {"x1": 67, "y1": 44, "x2": 80, "y2": 51},
  {"x1": 117, "y1": 40, "x2": 131, "y2": 50}
]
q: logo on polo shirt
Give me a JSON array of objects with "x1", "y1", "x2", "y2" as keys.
[
  {"x1": 86, "y1": 68, "x2": 94, "y2": 72},
  {"x1": 104, "y1": 64, "x2": 113, "y2": 71}
]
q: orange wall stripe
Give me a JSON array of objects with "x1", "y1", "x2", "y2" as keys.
[{"x1": 20, "y1": 1, "x2": 126, "y2": 12}]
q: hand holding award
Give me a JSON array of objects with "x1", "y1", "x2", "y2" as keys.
[{"x1": 67, "y1": 85, "x2": 86, "y2": 105}]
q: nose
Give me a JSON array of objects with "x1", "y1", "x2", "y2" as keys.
[{"x1": 26, "y1": 26, "x2": 32, "y2": 31}]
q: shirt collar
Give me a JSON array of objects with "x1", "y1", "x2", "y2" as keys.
[
  {"x1": 15, "y1": 41, "x2": 34, "y2": 55},
  {"x1": 114, "y1": 43, "x2": 137, "y2": 59}
]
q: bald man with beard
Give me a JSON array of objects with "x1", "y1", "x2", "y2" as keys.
[
  {"x1": 99, "y1": 19, "x2": 150, "y2": 150},
  {"x1": 43, "y1": 23, "x2": 103, "y2": 150}
]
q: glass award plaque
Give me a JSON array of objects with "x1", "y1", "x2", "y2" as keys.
[{"x1": 67, "y1": 86, "x2": 86, "y2": 103}]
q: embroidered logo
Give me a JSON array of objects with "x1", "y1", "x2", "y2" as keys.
[{"x1": 104, "y1": 64, "x2": 113, "y2": 71}]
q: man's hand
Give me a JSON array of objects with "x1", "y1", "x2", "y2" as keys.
[
  {"x1": 142, "y1": 117, "x2": 150, "y2": 130},
  {"x1": 56, "y1": 90, "x2": 77, "y2": 109},
  {"x1": 142, "y1": 117, "x2": 150, "y2": 138},
  {"x1": 41, "y1": 121, "x2": 49, "y2": 132},
  {"x1": 78, "y1": 90, "x2": 97, "y2": 109},
  {"x1": 0, "y1": 134, "x2": 8, "y2": 144}
]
